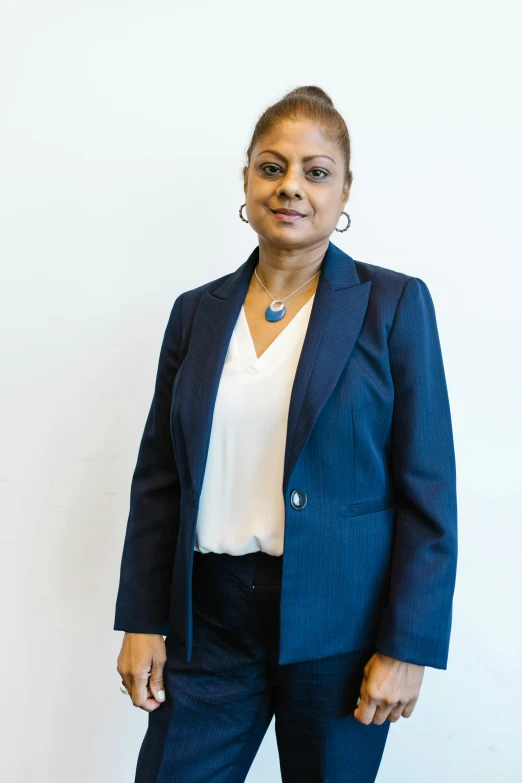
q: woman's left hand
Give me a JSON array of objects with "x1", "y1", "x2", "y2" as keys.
[{"x1": 353, "y1": 652, "x2": 425, "y2": 725}]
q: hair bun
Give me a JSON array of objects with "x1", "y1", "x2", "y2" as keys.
[{"x1": 284, "y1": 86, "x2": 334, "y2": 108}]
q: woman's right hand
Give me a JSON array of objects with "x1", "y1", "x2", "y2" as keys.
[{"x1": 116, "y1": 632, "x2": 167, "y2": 712}]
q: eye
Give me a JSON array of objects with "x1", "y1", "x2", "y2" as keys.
[
  {"x1": 260, "y1": 164, "x2": 281, "y2": 176},
  {"x1": 259, "y1": 164, "x2": 330, "y2": 180},
  {"x1": 308, "y1": 168, "x2": 329, "y2": 180}
]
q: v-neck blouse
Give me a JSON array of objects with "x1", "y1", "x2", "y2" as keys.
[{"x1": 193, "y1": 294, "x2": 315, "y2": 556}]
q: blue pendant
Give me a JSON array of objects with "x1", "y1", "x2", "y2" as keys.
[{"x1": 265, "y1": 300, "x2": 286, "y2": 322}]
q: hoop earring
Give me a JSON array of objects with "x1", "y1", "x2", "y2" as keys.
[
  {"x1": 335, "y1": 211, "x2": 351, "y2": 232},
  {"x1": 239, "y1": 203, "x2": 249, "y2": 223}
]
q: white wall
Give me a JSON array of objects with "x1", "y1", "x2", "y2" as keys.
[{"x1": 1, "y1": 1, "x2": 521, "y2": 781}]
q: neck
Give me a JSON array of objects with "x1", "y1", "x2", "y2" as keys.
[{"x1": 255, "y1": 237, "x2": 329, "y2": 296}]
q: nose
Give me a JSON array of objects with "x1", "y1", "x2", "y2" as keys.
[{"x1": 275, "y1": 168, "x2": 304, "y2": 201}]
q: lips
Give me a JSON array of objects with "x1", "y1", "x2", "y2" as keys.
[{"x1": 271, "y1": 208, "x2": 306, "y2": 217}]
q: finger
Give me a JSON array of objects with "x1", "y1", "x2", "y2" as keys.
[
  {"x1": 143, "y1": 682, "x2": 164, "y2": 712},
  {"x1": 400, "y1": 700, "x2": 417, "y2": 718},
  {"x1": 131, "y1": 687, "x2": 163, "y2": 712},
  {"x1": 386, "y1": 704, "x2": 404, "y2": 722},
  {"x1": 120, "y1": 674, "x2": 132, "y2": 695},
  {"x1": 129, "y1": 679, "x2": 162, "y2": 713},
  {"x1": 145, "y1": 682, "x2": 160, "y2": 703},
  {"x1": 372, "y1": 703, "x2": 395, "y2": 725},
  {"x1": 117, "y1": 656, "x2": 132, "y2": 695},
  {"x1": 130, "y1": 672, "x2": 156, "y2": 711},
  {"x1": 354, "y1": 695, "x2": 377, "y2": 725},
  {"x1": 149, "y1": 654, "x2": 167, "y2": 703}
]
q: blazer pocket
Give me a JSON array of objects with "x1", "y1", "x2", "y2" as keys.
[{"x1": 342, "y1": 494, "x2": 397, "y2": 518}]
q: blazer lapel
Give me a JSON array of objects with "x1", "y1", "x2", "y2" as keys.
[{"x1": 177, "y1": 240, "x2": 372, "y2": 495}]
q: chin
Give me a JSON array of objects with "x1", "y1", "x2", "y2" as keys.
[{"x1": 259, "y1": 232, "x2": 316, "y2": 251}]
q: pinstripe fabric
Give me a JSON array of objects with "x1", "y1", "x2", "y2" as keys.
[
  {"x1": 134, "y1": 550, "x2": 390, "y2": 783},
  {"x1": 114, "y1": 240, "x2": 458, "y2": 670},
  {"x1": 374, "y1": 277, "x2": 458, "y2": 667}
]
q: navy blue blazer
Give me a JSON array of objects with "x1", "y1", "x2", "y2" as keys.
[{"x1": 114, "y1": 240, "x2": 458, "y2": 670}]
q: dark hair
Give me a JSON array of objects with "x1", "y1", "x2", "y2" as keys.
[{"x1": 243, "y1": 86, "x2": 353, "y2": 190}]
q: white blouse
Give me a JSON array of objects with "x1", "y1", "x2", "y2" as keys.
[{"x1": 193, "y1": 293, "x2": 316, "y2": 556}]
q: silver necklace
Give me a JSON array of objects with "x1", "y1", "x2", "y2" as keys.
[{"x1": 254, "y1": 266, "x2": 321, "y2": 322}]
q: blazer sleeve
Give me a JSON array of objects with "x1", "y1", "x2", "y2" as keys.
[
  {"x1": 375, "y1": 277, "x2": 458, "y2": 669},
  {"x1": 113, "y1": 293, "x2": 184, "y2": 636}
]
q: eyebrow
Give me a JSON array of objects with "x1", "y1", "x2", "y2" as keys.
[{"x1": 256, "y1": 149, "x2": 336, "y2": 165}]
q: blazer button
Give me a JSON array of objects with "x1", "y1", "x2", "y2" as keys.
[{"x1": 290, "y1": 488, "x2": 307, "y2": 510}]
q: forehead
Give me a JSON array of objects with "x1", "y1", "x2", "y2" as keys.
[{"x1": 253, "y1": 118, "x2": 339, "y2": 159}]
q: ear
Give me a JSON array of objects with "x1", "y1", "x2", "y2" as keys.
[
  {"x1": 341, "y1": 181, "x2": 351, "y2": 210},
  {"x1": 242, "y1": 166, "x2": 249, "y2": 196}
]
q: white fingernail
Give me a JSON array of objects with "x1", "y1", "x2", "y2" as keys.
[{"x1": 157, "y1": 690, "x2": 165, "y2": 700}]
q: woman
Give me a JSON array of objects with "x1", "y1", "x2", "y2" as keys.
[{"x1": 114, "y1": 86, "x2": 458, "y2": 782}]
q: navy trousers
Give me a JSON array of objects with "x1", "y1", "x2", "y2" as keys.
[{"x1": 134, "y1": 549, "x2": 391, "y2": 782}]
